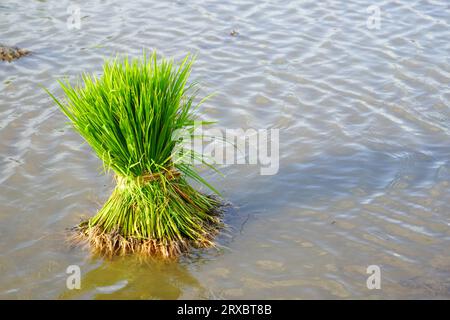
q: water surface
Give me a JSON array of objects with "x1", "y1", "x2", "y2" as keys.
[{"x1": 1, "y1": 0, "x2": 450, "y2": 299}]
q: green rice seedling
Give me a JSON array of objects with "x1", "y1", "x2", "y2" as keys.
[{"x1": 46, "y1": 52, "x2": 222, "y2": 258}]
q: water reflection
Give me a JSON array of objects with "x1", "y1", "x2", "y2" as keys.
[{"x1": 59, "y1": 257, "x2": 205, "y2": 300}]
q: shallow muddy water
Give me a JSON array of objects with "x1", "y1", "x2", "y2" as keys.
[{"x1": 1, "y1": 0, "x2": 450, "y2": 299}]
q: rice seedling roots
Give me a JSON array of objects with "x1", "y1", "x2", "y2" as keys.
[{"x1": 69, "y1": 172, "x2": 223, "y2": 259}]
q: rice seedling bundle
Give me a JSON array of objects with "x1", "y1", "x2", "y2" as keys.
[{"x1": 46, "y1": 52, "x2": 221, "y2": 258}]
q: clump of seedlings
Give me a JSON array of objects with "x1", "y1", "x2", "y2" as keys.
[
  {"x1": 47, "y1": 52, "x2": 222, "y2": 258},
  {"x1": 0, "y1": 44, "x2": 30, "y2": 62}
]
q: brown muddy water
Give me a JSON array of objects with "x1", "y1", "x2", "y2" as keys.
[{"x1": 1, "y1": 0, "x2": 450, "y2": 299}]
